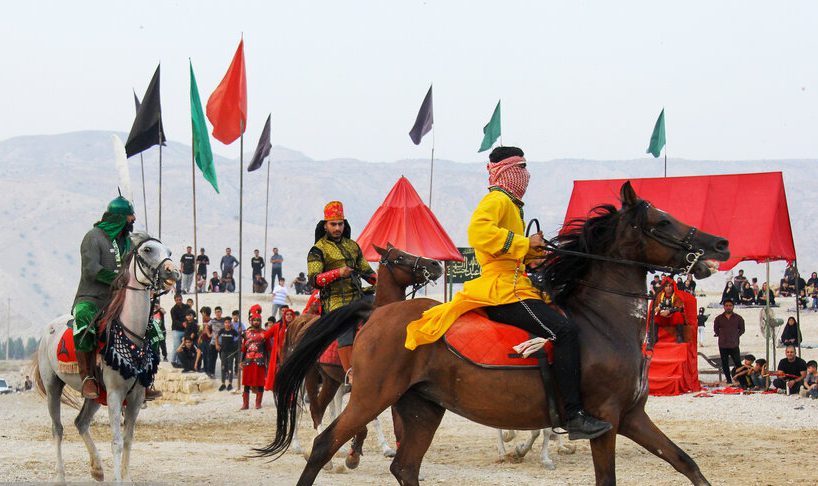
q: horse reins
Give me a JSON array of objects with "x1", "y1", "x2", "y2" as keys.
[{"x1": 378, "y1": 248, "x2": 436, "y2": 299}]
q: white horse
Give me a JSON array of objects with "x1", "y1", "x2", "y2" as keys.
[
  {"x1": 33, "y1": 234, "x2": 179, "y2": 483},
  {"x1": 496, "y1": 428, "x2": 576, "y2": 470}
]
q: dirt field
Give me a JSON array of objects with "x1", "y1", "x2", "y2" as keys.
[{"x1": 2, "y1": 291, "x2": 817, "y2": 485}]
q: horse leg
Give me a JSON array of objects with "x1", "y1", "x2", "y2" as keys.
[
  {"x1": 619, "y1": 410, "x2": 710, "y2": 486},
  {"x1": 495, "y1": 429, "x2": 508, "y2": 460},
  {"x1": 534, "y1": 429, "x2": 557, "y2": 470},
  {"x1": 120, "y1": 387, "x2": 145, "y2": 481},
  {"x1": 46, "y1": 378, "x2": 66, "y2": 482},
  {"x1": 589, "y1": 427, "x2": 618, "y2": 486},
  {"x1": 106, "y1": 390, "x2": 125, "y2": 483},
  {"x1": 74, "y1": 398, "x2": 104, "y2": 481},
  {"x1": 371, "y1": 415, "x2": 397, "y2": 457},
  {"x1": 556, "y1": 429, "x2": 576, "y2": 455},
  {"x1": 388, "y1": 391, "x2": 445, "y2": 486},
  {"x1": 298, "y1": 390, "x2": 398, "y2": 486}
]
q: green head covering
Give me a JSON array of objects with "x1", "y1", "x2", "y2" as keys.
[{"x1": 107, "y1": 196, "x2": 135, "y2": 216}]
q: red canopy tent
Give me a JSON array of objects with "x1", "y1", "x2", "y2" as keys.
[
  {"x1": 357, "y1": 176, "x2": 463, "y2": 262},
  {"x1": 563, "y1": 172, "x2": 796, "y2": 395}
]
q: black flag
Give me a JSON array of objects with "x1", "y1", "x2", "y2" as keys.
[
  {"x1": 133, "y1": 90, "x2": 141, "y2": 112},
  {"x1": 125, "y1": 64, "x2": 166, "y2": 158},
  {"x1": 247, "y1": 114, "x2": 272, "y2": 172},
  {"x1": 408, "y1": 85, "x2": 434, "y2": 145}
]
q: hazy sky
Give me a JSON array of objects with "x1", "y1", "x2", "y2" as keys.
[{"x1": 2, "y1": 1, "x2": 817, "y2": 163}]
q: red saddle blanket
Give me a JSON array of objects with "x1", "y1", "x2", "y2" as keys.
[
  {"x1": 56, "y1": 327, "x2": 111, "y2": 406},
  {"x1": 443, "y1": 311, "x2": 553, "y2": 369},
  {"x1": 319, "y1": 340, "x2": 341, "y2": 366}
]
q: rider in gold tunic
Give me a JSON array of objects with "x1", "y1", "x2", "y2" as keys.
[
  {"x1": 307, "y1": 201, "x2": 376, "y2": 380},
  {"x1": 405, "y1": 146, "x2": 611, "y2": 440}
]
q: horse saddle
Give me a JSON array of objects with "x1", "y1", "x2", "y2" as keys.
[
  {"x1": 443, "y1": 311, "x2": 554, "y2": 370},
  {"x1": 57, "y1": 325, "x2": 111, "y2": 406}
]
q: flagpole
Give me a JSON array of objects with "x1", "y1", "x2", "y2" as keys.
[
  {"x1": 664, "y1": 150, "x2": 667, "y2": 178},
  {"x1": 191, "y1": 133, "x2": 199, "y2": 317},
  {"x1": 263, "y1": 155, "x2": 271, "y2": 280},
  {"x1": 238, "y1": 126, "x2": 244, "y2": 321},
  {"x1": 428, "y1": 127, "x2": 435, "y2": 208},
  {"x1": 139, "y1": 153, "x2": 149, "y2": 234},
  {"x1": 158, "y1": 136, "x2": 163, "y2": 240}
]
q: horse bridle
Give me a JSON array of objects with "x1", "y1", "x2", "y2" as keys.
[
  {"x1": 125, "y1": 237, "x2": 174, "y2": 296},
  {"x1": 379, "y1": 247, "x2": 436, "y2": 299}
]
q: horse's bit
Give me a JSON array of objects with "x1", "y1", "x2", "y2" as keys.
[{"x1": 379, "y1": 247, "x2": 436, "y2": 299}]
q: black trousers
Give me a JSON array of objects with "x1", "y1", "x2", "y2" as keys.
[
  {"x1": 719, "y1": 346, "x2": 741, "y2": 383},
  {"x1": 485, "y1": 299, "x2": 582, "y2": 416}
]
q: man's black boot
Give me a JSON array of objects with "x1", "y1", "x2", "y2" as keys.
[{"x1": 565, "y1": 411, "x2": 612, "y2": 440}]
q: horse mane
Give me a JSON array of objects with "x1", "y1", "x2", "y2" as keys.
[
  {"x1": 99, "y1": 245, "x2": 138, "y2": 331},
  {"x1": 541, "y1": 202, "x2": 647, "y2": 306}
]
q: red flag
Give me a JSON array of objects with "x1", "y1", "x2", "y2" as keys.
[{"x1": 206, "y1": 39, "x2": 247, "y2": 144}]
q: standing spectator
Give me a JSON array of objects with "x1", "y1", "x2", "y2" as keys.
[
  {"x1": 180, "y1": 246, "x2": 196, "y2": 294},
  {"x1": 220, "y1": 247, "x2": 239, "y2": 278},
  {"x1": 231, "y1": 310, "x2": 246, "y2": 382},
  {"x1": 251, "y1": 249, "x2": 265, "y2": 279},
  {"x1": 713, "y1": 299, "x2": 745, "y2": 385},
  {"x1": 183, "y1": 309, "x2": 199, "y2": 343},
  {"x1": 269, "y1": 247, "x2": 284, "y2": 285},
  {"x1": 208, "y1": 307, "x2": 226, "y2": 378},
  {"x1": 208, "y1": 271, "x2": 221, "y2": 293},
  {"x1": 169, "y1": 294, "x2": 190, "y2": 363},
  {"x1": 801, "y1": 360, "x2": 818, "y2": 399},
  {"x1": 720, "y1": 281, "x2": 740, "y2": 305},
  {"x1": 675, "y1": 277, "x2": 685, "y2": 293},
  {"x1": 196, "y1": 248, "x2": 210, "y2": 282},
  {"x1": 696, "y1": 307, "x2": 709, "y2": 347},
  {"x1": 198, "y1": 306, "x2": 213, "y2": 373},
  {"x1": 151, "y1": 301, "x2": 168, "y2": 362},
  {"x1": 810, "y1": 285, "x2": 818, "y2": 311},
  {"x1": 732, "y1": 269, "x2": 748, "y2": 290},
  {"x1": 649, "y1": 275, "x2": 662, "y2": 298},
  {"x1": 216, "y1": 319, "x2": 240, "y2": 391},
  {"x1": 252, "y1": 274, "x2": 268, "y2": 293},
  {"x1": 271, "y1": 278, "x2": 292, "y2": 319},
  {"x1": 773, "y1": 345, "x2": 807, "y2": 395},
  {"x1": 779, "y1": 316, "x2": 802, "y2": 346},
  {"x1": 292, "y1": 272, "x2": 309, "y2": 295},
  {"x1": 756, "y1": 282, "x2": 775, "y2": 306}
]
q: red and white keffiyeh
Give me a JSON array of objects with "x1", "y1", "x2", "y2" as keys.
[{"x1": 487, "y1": 155, "x2": 529, "y2": 200}]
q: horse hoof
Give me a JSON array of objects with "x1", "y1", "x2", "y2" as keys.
[
  {"x1": 323, "y1": 460, "x2": 334, "y2": 471},
  {"x1": 558, "y1": 444, "x2": 577, "y2": 455},
  {"x1": 514, "y1": 444, "x2": 529, "y2": 458},
  {"x1": 91, "y1": 467, "x2": 104, "y2": 482},
  {"x1": 383, "y1": 447, "x2": 397, "y2": 458},
  {"x1": 541, "y1": 460, "x2": 556, "y2": 470},
  {"x1": 345, "y1": 452, "x2": 361, "y2": 470},
  {"x1": 504, "y1": 451, "x2": 524, "y2": 464},
  {"x1": 501, "y1": 430, "x2": 516, "y2": 442}
]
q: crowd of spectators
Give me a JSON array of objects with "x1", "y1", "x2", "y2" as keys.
[{"x1": 173, "y1": 246, "x2": 313, "y2": 296}]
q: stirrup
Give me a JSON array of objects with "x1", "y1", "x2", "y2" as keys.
[
  {"x1": 81, "y1": 376, "x2": 99, "y2": 399},
  {"x1": 341, "y1": 368, "x2": 353, "y2": 392}
]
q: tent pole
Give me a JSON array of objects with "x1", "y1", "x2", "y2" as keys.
[{"x1": 442, "y1": 262, "x2": 448, "y2": 302}]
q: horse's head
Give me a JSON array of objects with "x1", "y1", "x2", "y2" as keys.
[
  {"x1": 619, "y1": 181, "x2": 730, "y2": 279},
  {"x1": 374, "y1": 243, "x2": 444, "y2": 288},
  {"x1": 129, "y1": 233, "x2": 181, "y2": 290}
]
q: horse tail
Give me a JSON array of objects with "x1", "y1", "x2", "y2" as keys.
[{"x1": 254, "y1": 300, "x2": 373, "y2": 458}]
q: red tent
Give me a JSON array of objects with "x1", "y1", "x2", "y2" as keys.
[
  {"x1": 563, "y1": 172, "x2": 796, "y2": 270},
  {"x1": 357, "y1": 176, "x2": 463, "y2": 262}
]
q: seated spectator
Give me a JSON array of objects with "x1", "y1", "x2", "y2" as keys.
[
  {"x1": 253, "y1": 274, "x2": 269, "y2": 293},
  {"x1": 811, "y1": 285, "x2": 818, "y2": 311},
  {"x1": 208, "y1": 271, "x2": 221, "y2": 293},
  {"x1": 797, "y1": 288, "x2": 808, "y2": 309},
  {"x1": 800, "y1": 360, "x2": 818, "y2": 399},
  {"x1": 739, "y1": 281, "x2": 755, "y2": 306},
  {"x1": 172, "y1": 336, "x2": 202, "y2": 372},
  {"x1": 676, "y1": 277, "x2": 686, "y2": 292},
  {"x1": 720, "y1": 281, "x2": 740, "y2": 305},
  {"x1": 750, "y1": 358, "x2": 768, "y2": 390},
  {"x1": 683, "y1": 274, "x2": 696, "y2": 295},
  {"x1": 732, "y1": 354, "x2": 756, "y2": 389},
  {"x1": 780, "y1": 317, "x2": 802, "y2": 346},
  {"x1": 756, "y1": 282, "x2": 775, "y2": 306},
  {"x1": 649, "y1": 275, "x2": 662, "y2": 299},
  {"x1": 222, "y1": 273, "x2": 236, "y2": 293},
  {"x1": 773, "y1": 345, "x2": 808, "y2": 395},
  {"x1": 779, "y1": 280, "x2": 792, "y2": 297},
  {"x1": 653, "y1": 279, "x2": 687, "y2": 343},
  {"x1": 751, "y1": 277, "x2": 760, "y2": 299},
  {"x1": 807, "y1": 272, "x2": 818, "y2": 289},
  {"x1": 292, "y1": 272, "x2": 310, "y2": 295},
  {"x1": 196, "y1": 273, "x2": 207, "y2": 293}
]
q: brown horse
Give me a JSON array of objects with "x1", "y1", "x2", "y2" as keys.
[
  {"x1": 283, "y1": 243, "x2": 443, "y2": 466},
  {"x1": 262, "y1": 182, "x2": 729, "y2": 486}
]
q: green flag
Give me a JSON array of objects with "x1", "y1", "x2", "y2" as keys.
[
  {"x1": 646, "y1": 108, "x2": 666, "y2": 158},
  {"x1": 478, "y1": 100, "x2": 501, "y2": 152},
  {"x1": 190, "y1": 61, "x2": 219, "y2": 193}
]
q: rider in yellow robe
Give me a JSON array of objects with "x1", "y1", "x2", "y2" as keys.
[{"x1": 405, "y1": 146, "x2": 612, "y2": 441}]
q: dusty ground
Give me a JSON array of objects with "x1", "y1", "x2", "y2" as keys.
[{"x1": 2, "y1": 291, "x2": 816, "y2": 485}]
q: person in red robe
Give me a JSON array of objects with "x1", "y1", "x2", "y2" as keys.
[
  {"x1": 240, "y1": 305, "x2": 275, "y2": 410},
  {"x1": 264, "y1": 308, "x2": 296, "y2": 392},
  {"x1": 652, "y1": 277, "x2": 688, "y2": 343}
]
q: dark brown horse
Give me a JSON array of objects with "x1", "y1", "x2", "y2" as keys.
[
  {"x1": 262, "y1": 182, "x2": 729, "y2": 486},
  {"x1": 283, "y1": 243, "x2": 443, "y2": 467}
]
